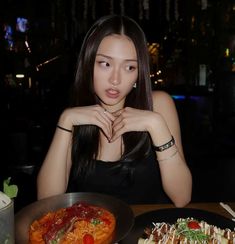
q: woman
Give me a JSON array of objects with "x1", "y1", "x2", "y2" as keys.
[{"x1": 37, "y1": 15, "x2": 192, "y2": 207}]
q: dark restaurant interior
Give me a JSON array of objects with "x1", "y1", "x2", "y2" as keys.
[{"x1": 0, "y1": 0, "x2": 235, "y2": 212}]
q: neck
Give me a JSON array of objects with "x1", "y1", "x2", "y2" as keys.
[{"x1": 105, "y1": 108, "x2": 121, "y2": 113}]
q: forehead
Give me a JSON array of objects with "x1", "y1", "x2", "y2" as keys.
[{"x1": 97, "y1": 34, "x2": 137, "y2": 59}]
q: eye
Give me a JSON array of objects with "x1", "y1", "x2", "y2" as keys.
[
  {"x1": 126, "y1": 65, "x2": 137, "y2": 71},
  {"x1": 98, "y1": 61, "x2": 110, "y2": 67}
]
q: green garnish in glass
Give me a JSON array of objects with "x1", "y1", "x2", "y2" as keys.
[{"x1": 3, "y1": 177, "x2": 18, "y2": 199}]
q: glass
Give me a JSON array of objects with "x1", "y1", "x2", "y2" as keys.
[{"x1": 0, "y1": 198, "x2": 15, "y2": 244}]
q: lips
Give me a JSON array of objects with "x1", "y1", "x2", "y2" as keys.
[{"x1": 105, "y1": 88, "x2": 120, "y2": 99}]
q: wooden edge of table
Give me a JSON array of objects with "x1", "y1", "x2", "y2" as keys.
[{"x1": 131, "y1": 202, "x2": 235, "y2": 220}]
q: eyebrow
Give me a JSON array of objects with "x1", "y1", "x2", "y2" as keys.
[{"x1": 96, "y1": 53, "x2": 137, "y2": 62}]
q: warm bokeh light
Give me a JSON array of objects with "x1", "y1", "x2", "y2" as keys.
[{"x1": 16, "y1": 74, "x2": 25, "y2": 78}]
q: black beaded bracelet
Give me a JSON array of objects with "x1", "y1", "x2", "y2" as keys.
[
  {"x1": 153, "y1": 136, "x2": 175, "y2": 152},
  {"x1": 56, "y1": 125, "x2": 72, "y2": 133}
]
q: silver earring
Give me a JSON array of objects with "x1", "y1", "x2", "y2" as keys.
[{"x1": 133, "y1": 82, "x2": 137, "y2": 88}]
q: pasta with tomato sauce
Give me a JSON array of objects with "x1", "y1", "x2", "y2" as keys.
[{"x1": 29, "y1": 202, "x2": 116, "y2": 244}]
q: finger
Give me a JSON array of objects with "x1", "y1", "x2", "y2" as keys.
[
  {"x1": 95, "y1": 118, "x2": 112, "y2": 140},
  {"x1": 100, "y1": 112, "x2": 113, "y2": 134},
  {"x1": 92, "y1": 109, "x2": 113, "y2": 139},
  {"x1": 111, "y1": 128, "x2": 124, "y2": 142},
  {"x1": 96, "y1": 107, "x2": 115, "y2": 136},
  {"x1": 111, "y1": 121, "x2": 128, "y2": 142},
  {"x1": 112, "y1": 118, "x2": 124, "y2": 133},
  {"x1": 101, "y1": 109, "x2": 119, "y2": 139},
  {"x1": 112, "y1": 115, "x2": 122, "y2": 127},
  {"x1": 97, "y1": 107, "x2": 116, "y2": 126},
  {"x1": 103, "y1": 109, "x2": 116, "y2": 122}
]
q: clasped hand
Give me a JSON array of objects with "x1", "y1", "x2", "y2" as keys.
[
  {"x1": 67, "y1": 105, "x2": 153, "y2": 142},
  {"x1": 110, "y1": 107, "x2": 152, "y2": 142}
]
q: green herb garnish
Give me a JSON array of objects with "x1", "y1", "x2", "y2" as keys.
[
  {"x1": 91, "y1": 218, "x2": 101, "y2": 225},
  {"x1": 3, "y1": 177, "x2": 18, "y2": 199},
  {"x1": 176, "y1": 219, "x2": 209, "y2": 242}
]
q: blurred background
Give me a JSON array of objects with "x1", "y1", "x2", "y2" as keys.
[{"x1": 0, "y1": 0, "x2": 235, "y2": 211}]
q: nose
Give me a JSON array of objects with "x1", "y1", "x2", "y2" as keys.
[{"x1": 109, "y1": 67, "x2": 121, "y2": 86}]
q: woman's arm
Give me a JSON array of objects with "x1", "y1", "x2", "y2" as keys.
[
  {"x1": 150, "y1": 91, "x2": 192, "y2": 207},
  {"x1": 37, "y1": 112, "x2": 73, "y2": 200},
  {"x1": 111, "y1": 90, "x2": 192, "y2": 207},
  {"x1": 37, "y1": 105, "x2": 115, "y2": 200}
]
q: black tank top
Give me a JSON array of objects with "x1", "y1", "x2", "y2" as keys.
[{"x1": 67, "y1": 149, "x2": 170, "y2": 204}]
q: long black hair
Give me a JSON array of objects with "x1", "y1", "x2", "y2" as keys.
[{"x1": 69, "y1": 15, "x2": 153, "y2": 180}]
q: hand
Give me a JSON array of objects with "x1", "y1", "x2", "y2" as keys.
[
  {"x1": 61, "y1": 105, "x2": 116, "y2": 140},
  {"x1": 111, "y1": 107, "x2": 154, "y2": 141}
]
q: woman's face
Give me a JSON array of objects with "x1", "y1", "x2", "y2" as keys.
[{"x1": 93, "y1": 34, "x2": 138, "y2": 112}]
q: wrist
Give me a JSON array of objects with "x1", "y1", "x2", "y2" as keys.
[
  {"x1": 58, "y1": 109, "x2": 73, "y2": 130},
  {"x1": 56, "y1": 125, "x2": 72, "y2": 133},
  {"x1": 153, "y1": 136, "x2": 175, "y2": 151},
  {"x1": 157, "y1": 146, "x2": 178, "y2": 162}
]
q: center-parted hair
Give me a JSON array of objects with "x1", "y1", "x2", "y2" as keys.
[{"x1": 69, "y1": 15, "x2": 153, "y2": 181}]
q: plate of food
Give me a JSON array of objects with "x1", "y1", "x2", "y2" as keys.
[
  {"x1": 121, "y1": 208, "x2": 235, "y2": 243},
  {"x1": 15, "y1": 192, "x2": 134, "y2": 244}
]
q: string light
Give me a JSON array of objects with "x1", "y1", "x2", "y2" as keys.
[
  {"x1": 24, "y1": 41, "x2": 31, "y2": 53},
  {"x1": 166, "y1": 0, "x2": 170, "y2": 22},
  {"x1": 175, "y1": 0, "x2": 179, "y2": 21},
  {"x1": 120, "y1": 0, "x2": 125, "y2": 15},
  {"x1": 91, "y1": 0, "x2": 96, "y2": 19},
  {"x1": 16, "y1": 74, "x2": 24, "y2": 78},
  {"x1": 36, "y1": 55, "x2": 60, "y2": 71},
  {"x1": 139, "y1": 0, "x2": 143, "y2": 19},
  {"x1": 225, "y1": 48, "x2": 230, "y2": 57},
  {"x1": 110, "y1": 0, "x2": 114, "y2": 14},
  {"x1": 83, "y1": 0, "x2": 88, "y2": 19},
  {"x1": 143, "y1": 0, "x2": 149, "y2": 19}
]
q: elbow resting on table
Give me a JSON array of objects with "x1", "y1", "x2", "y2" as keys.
[
  {"x1": 174, "y1": 196, "x2": 191, "y2": 208},
  {"x1": 173, "y1": 188, "x2": 192, "y2": 208},
  {"x1": 173, "y1": 171, "x2": 193, "y2": 208}
]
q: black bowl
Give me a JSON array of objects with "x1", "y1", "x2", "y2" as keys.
[{"x1": 15, "y1": 192, "x2": 134, "y2": 244}]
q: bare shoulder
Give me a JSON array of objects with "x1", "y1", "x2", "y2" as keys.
[{"x1": 152, "y1": 90, "x2": 176, "y2": 113}]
